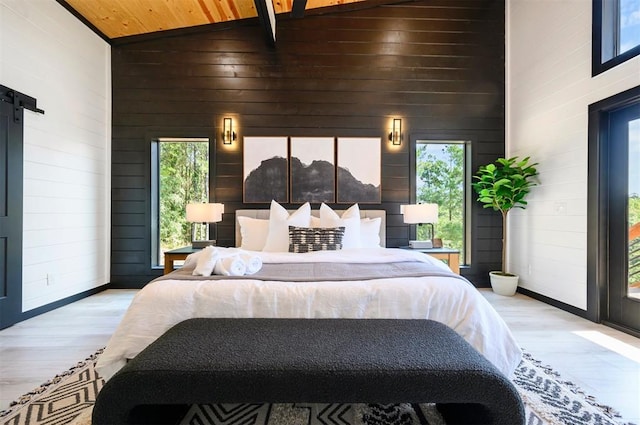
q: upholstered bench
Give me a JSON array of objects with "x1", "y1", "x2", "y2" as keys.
[{"x1": 93, "y1": 318, "x2": 524, "y2": 425}]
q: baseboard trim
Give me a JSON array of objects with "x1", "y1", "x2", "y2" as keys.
[
  {"x1": 19, "y1": 284, "x2": 110, "y2": 323},
  {"x1": 517, "y1": 287, "x2": 590, "y2": 321}
]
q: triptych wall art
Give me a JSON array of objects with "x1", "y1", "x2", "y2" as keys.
[{"x1": 243, "y1": 136, "x2": 381, "y2": 204}]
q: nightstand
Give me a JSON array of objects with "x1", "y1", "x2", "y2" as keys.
[
  {"x1": 163, "y1": 246, "x2": 201, "y2": 275},
  {"x1": 400, "y1": 246, "x2": 460, "y2": 274}
]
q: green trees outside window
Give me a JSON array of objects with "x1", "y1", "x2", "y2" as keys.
[
  {"x1": 416, "y1": 143, "x2": 466, "y2": 263},
  {"x1": 156, "y1": 140, "x2": 209, "y2": 264}
]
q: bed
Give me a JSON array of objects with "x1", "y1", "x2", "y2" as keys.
[{"x1": 95, "y1": 202, "x2": 522, "y2": 383}]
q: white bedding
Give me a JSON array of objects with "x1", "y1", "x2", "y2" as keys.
[{"x1": 95, "y1": 248, "x2": 522, "y2": 381}]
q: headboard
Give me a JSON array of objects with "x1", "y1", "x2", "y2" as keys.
[{"x1": 235, "y1": 209, "x2": 386, "y2": 248}]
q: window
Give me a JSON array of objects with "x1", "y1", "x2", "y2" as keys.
[
  {"x1": 587, "y1": 86, "x2": 640, "y2": 330},
  {"x1": 593, "y1": 0, "x2": 640, "y2": 75},
  {"x1": 151, "y1": 138, "x2": 210, "y2": 267},
  {"x1": 620, "y1": 0, "x2": 640, "y2": 52},
  {"x1": 627, "y1": 116, "x2": 640, "y2": 300},
  {"x1": 415, "y1": 141, "x2": 471, "y2": 264}
]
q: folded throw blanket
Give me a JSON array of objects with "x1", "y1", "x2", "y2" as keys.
[{"x1": 192, "y1": 246, "x2": 219, "y2": 276}]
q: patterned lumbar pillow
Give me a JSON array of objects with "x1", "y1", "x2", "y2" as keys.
[{"x1": 288, "y1": 226, "x2": 345, "y2": 253}]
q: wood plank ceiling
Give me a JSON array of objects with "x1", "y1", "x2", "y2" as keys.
[{"x1": 63, "y1": 0, "x2": 367, "y2": 39}]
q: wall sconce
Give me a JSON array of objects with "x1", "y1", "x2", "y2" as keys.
[
  {"x1": 223, "y1": 117, "x2": 237, "y2": 145},
  {"x1": 388, "y1": 118, "x2": 402, "y2": 145}
]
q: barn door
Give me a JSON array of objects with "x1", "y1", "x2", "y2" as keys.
[{"x1": 0, "y1": 96, "x2": 24, "y2": 329}]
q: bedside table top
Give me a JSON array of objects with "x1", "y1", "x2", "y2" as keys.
[
  {"x1": 164, "y1": 246, "x2": 201, "y2": 255},
  {"x1": 399, "y1": 246, "x2": 459, "y2": 254}
]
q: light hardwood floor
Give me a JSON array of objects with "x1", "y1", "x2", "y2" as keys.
[{"x1": 0, "y1": 289, "x2": 639, "y2": 423}]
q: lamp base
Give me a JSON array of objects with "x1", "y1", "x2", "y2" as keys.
[
  {"x1": 191, "y1": 240, "x2": 216, "y2": 249},
  {"x1": 409, "y1": 240, "x2": 433, "y2": 249}
]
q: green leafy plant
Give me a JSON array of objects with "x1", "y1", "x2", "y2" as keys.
[{"x1": 472, "y1": 156, "x2": 539, "y2": 276}]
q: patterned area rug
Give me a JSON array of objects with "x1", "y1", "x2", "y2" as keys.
[{"x1": 0, "y1": 350, "x2": 635, "y2": 425}]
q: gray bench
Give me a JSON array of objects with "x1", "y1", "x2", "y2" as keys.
[{"x1": 93, "y1": 318, "x2": 524, "y2": 425}]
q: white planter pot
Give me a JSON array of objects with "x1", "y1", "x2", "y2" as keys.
[{"x1": 489, "y1": 272, "x2": 519, "y2": 296}]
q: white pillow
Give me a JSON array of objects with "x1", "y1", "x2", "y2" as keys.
[
  {"x1": 360, "y1": 217, "x2": 382, "y2": 247},
  {"x1": 310, "y1": 215, "x2": 321, "y2": 228},
  {"x1": 319, "y1": 203, "x2": 361, "y2": 249},
  {"x1": 262, "y1": 201, "x2": 311, "y2": 252},
  {"x1": 193, "y1": 246, "x2": 218, "y2": 276},
  {"x1": 237, "y1": 216, "x2": 270, "y2": 251}
]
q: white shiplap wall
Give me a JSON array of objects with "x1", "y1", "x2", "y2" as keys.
[
  {"x1": 507, "y1": 0, "x2": 640, "y2": 309},
  {"x1": 0, "y1": 0, "x2": 111, "y2": 311}
]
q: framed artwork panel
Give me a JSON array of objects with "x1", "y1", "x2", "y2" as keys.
[
  {"x1": 290, "y1": 137, "x2": 335, "y2": 203},
  {"x1": 243, "y1": 136, "x2": 288, "y2": 203},
  {"x1": 336, "y1": 137, "x2": 381, "y2": 204}
]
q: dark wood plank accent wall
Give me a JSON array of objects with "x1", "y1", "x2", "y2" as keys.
[{"x1": 111, "y1": 0, "x2": 505, "y2": 287}]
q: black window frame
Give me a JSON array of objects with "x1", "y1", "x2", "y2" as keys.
[
  {"x1": 587, "y1": 85, "x2": 640, "y2": 322},
  {"x1": 410, "y1": 137, "x2": 472, "y2": 266},
  {"x1": 593, "y1": 0, "x2": 640, "y2": 76},
  {"x1": 150, "y1": 137, "x2": 212, "y2": 268}
]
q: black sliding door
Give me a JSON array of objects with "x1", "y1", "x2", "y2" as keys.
[
  {"x1": 0, "y1": 99, "x2": 23, "y2": 329},
  {"x1": 608, "y1": 102, "x2": 640, "y2": 332}
]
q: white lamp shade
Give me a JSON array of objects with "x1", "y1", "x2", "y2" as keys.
[
  {"x1": 401, "y1": 203, "x2": 438, "y2": 224},
  {"x1": 186, "y1": 203, "x2": 224, "y2": 223}
]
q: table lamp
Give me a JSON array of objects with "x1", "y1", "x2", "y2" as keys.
[
  {"x1": 186, "y1": 203, "x2": 224, "y2": 248},
  {"x1": 401, "y1": 203, "x2": 439, "y2": 249}
]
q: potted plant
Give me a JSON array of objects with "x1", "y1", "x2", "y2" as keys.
[{"x1": 472, "y1": 156, "x2": 539, "y2": 295}]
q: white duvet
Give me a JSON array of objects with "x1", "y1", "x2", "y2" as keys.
[{"x1": 96, "y1": 248, "x2": 522, "y2": 381}]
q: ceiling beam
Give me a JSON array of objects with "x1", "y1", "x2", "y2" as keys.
[
  {"x1": 253, "y1": 0, "x2": 276, "y2": 46},
  {"x1": 291, "y1": 0, "x2": 308, "y2": 18}
]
